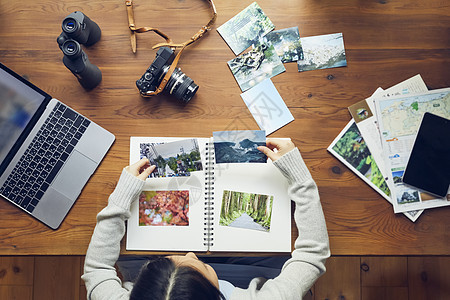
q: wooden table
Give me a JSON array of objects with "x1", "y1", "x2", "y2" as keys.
[{"x1": 0, "y1": 0, "x2": 448, "y2": 256}]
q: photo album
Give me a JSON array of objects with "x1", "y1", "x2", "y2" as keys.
[{"x1": 127, "y1": 131, "x2": 292, "y2": 253}]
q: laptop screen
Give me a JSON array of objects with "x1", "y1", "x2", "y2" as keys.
[{"x1": 0, "y1": 65, "x2": 48, "y2": 164}]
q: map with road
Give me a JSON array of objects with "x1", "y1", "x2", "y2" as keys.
[{"x1": 378, "y1": 91, "x2": 450, "y2": 139}]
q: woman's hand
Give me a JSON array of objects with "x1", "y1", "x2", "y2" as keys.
[
  {"x1": 125, "y1": 158, "x2": 156, "y2": 180},
  {"x1": 258, "y1": 138, "x2": 296, "y2": 162}
]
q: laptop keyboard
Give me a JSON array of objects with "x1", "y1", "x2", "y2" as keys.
[{"x1": 0, "y1": 102, "x2": 90, "y2": 213}]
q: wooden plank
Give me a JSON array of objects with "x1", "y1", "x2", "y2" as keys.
[
  {"x1": 33, "y1": 256, "x2": 81, "y2": 300},
  {"x1": 314, "y1": 256, "x2": 360, "y2": 300},
  {"x1": 408, "y1": 256, "x2": 450, "y2": 300},
  {"x1": 0, "y1": 256, "x2": 34, "y2": 285},
  {"x1": 0, "y1": 256, "x2": 34, "y2": 300},
  {"x1": 80, "y1": 255, "x2": 85, "y2": 285},
  {"x1": 80, "y1": 257, "x2": 88, "y2": 300},
  {"x1": 80, "y1": 286, "x2": 88, "y2": 300},
  {"x1": 0, "y1": 286, "x2": 33, "y2": 300},
  {"x1": 361, "y1": 256, "x2": 407, "y2": 287},
  {"x1": 362, "y1": 287, "x2": 408, "y2": 300}
]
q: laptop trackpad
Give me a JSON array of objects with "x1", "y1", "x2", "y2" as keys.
[
  {"x1": 53, "y1": 150, "x2": 97, "y2": 200},
  {"x1": 33, "y1": 188, "x2": 73, "y2": 229},
  {"x1": 76, "y1": 123, "x2": 115, "y2": 163}
]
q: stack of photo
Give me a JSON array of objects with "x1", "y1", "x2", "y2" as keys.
[
  {"x1": 217, "y1": 2, "x2": 347, "y2": 137},
  {"x1": 217, "y1": 2, "x2": 347, "y2": 92}
]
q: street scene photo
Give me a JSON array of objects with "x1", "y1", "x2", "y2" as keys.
[{"x1": 140, "y1": 139, "x2": 203, "y2": 177}]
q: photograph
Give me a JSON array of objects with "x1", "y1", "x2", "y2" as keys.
[
  {"x1": 240, "y1": 78, "x2": 294, "y2": 135},
  {"x1": 396, "y1": 188, "x2": 420, "y2": 205},
  {"x1": 262, "y1": 27, "x2": 303, "y2": 63},
  {"x1": 219, "y1": 190, "x2": 273, "y2": 232},
  {"x1": 139, "y1": 190, "x2": 189, "y2": 226},
  {"x1": 348, "y1": 100, "x2": 374, "y2": 123},
  {"x1": 297, "y1": 33, "x2": 347, "y2": 72},
  {"x1": 140, "y1": 139, "x2": 203, "y2": 177},
  {"x1": 213, "y1": 130, "x2": 266, "y2": 163},
  {"x1": 228, "y1": 43, "x2": 285, "y2": 92},
  {"x1": 331, "y1": 122, "x2": 390, "y2": 196},
  {"x1": 392, "y1": 170, "x2": 404, "y2": 184},
  {"x1": 217, "y1": 2, "x2": 275, "y2": 55}
]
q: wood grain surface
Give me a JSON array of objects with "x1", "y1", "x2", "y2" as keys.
[{"x1": 0, "y1": 0, "x2": 449, "y2": 255}]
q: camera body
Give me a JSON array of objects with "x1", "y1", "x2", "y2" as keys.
[
  {"x1": 57, "y1": 11, "x2": 102, "y2": 90},
  {"x1": 136, "y1": 47, "x2": 199, "y2": 103}
]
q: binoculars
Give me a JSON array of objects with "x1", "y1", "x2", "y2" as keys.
[{"x1": 57, "y1": 12, "x2": 102, "y2": 90}]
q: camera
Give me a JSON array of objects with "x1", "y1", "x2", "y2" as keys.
[
  {"x1": 57, "y1": 12, "x2": 102, "y2": 90},
  {"x1": 136, "y1": 47, "x2": 199, "y2": 103}
]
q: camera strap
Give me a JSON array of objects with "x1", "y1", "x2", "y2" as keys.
[{"x1": 125, "y1": 0, "x2": 217, "y2": 96}]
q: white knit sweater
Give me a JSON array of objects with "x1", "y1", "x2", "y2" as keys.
[{"x1": 82, "y1": 148, "x2": 330, "y2": 299}]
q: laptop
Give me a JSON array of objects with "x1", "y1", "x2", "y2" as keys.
[{"x1": 0, "y1": 62, "x2": 115, "y2": 229}]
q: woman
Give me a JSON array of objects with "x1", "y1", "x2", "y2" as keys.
[{"x1": 82, "y1": 139, "x2": 330, "y2": 299}]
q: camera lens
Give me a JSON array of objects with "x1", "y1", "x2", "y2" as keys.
[{"x1": 166, "y1": 68, "x2": 199, "y2": 103}]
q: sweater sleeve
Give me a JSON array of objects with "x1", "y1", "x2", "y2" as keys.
[
  {"x1": 81, "y1": 169, "x2": 145, "y2": 300},
  {"x1": 231, "y1": 148, "x2": 330, "y2": 300}
]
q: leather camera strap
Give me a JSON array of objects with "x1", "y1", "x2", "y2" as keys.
[{"x1": 125, "y1": 0, "x2": 217, "y2": 96}]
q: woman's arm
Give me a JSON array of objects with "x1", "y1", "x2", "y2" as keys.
[
  {"x1": 81, "y1": 159, "x2": 154, "y2": 300},
  {"x1": 232, "y1": 140, "x2": 330, "y2": 299}
]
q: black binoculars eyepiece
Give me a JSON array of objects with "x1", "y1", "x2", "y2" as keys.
[
  {"x1": 60, "y1": 12, "x2": 101, "y2": 46},
  {"x1": 57, "y1": 11, "x2": 102, "y2": 90},
  {"x1": 61, "y1": 40, "x2": 81, "y2": 57},
  {"x1": 62, "y1": 18, "x2": 77, "y2": 33},
  {"x1": 63, "y1": 19, "x2": 76, "y2": 30}
]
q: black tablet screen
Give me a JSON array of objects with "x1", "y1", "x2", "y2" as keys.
[{"x1": 403, "y1": 112, "x2": 450, "y2": 197}]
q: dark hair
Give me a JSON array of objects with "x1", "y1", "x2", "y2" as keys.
[{"x1": 130, "y1": 257, "x2": 225, "y2": 300}]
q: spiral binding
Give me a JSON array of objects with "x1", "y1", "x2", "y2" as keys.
[{"x1": 203, "y1": 141, "x2": 215, "y2": 248}]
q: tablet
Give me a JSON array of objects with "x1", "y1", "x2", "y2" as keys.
[{"x1": 403, "y1": 112, "x2": 450, "y2": 198}]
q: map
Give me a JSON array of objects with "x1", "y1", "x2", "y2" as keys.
[{"x1": 378, "y1": 91, "x2": 450, "y2": 138}]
